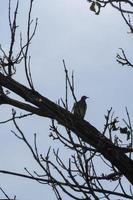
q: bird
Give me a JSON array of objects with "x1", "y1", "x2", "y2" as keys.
[{"x1": 72, "y1": 96, "x2": 88, "y2": 119}]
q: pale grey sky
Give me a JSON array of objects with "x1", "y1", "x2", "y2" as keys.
[{"x1": 0, "y1": 0, "x2": 132, "y2": 199}]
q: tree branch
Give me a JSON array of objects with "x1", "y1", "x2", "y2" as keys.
[{"x1": 0, "y1": 73, "x2": 133, "y2": 184}]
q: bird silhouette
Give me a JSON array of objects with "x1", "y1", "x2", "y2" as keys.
[{"x1": 72, "y1": 96, "x2": 88, "y2": 119}]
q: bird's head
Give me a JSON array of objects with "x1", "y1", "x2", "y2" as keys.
[{"x1": 81, "y1": 96, "x2": 89, "y2": 100}]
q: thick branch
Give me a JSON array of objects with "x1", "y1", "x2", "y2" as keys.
[
  {"x1": 1, "y1": 95, "x2": 51, "y2": 118},
  {"x1": 0, "y1": 73, "x2": 133, "y2": 184}
]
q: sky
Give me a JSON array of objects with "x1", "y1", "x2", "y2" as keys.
[{"x1": 0, "y1": 0, "x2": 133, "y2": 199}]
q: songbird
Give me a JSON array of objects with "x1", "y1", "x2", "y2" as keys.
[{"x1": 72, "y1": 96, "x2": 88, "y2": 119}]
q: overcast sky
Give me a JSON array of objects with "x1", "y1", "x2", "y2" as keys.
[{"x1": 0, "y1": 0, "x2": 132, "y2": 199}]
